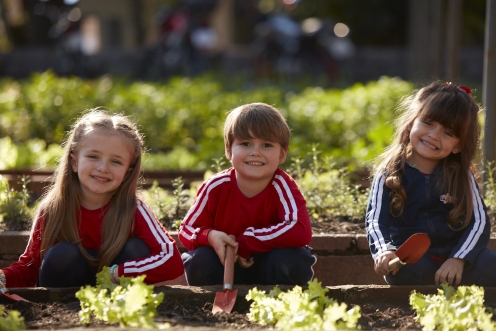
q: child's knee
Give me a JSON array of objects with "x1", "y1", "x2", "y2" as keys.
[
  {"x1": 264, "y1": 247, "x2": 315, "y2": 285},
  {"x1": 384, "y1": 267, "x2": 426, "y2": 285},
  {"x1": 466, "y1": 249, "x2": 496, "y2": 286},
  {"x1": 121, "y1": 238, "x2": 150, "y2": 258},
  {"x1": 44, "y1": 242, "x2": 80, "y2": 263},
  {"x1": 182, "y1": 247, "x2": 222, "y2": 285}
]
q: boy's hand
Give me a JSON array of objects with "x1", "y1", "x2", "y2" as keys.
[
  {"x1": 237, "y1": 255, "x2": 254, "y2": 268},
  {"x1": 374, "y1": 251, "x2": 398, "y2": 276},
  {"x1": 435, "y1": 258, "x2": 465, "y2": 286},
  {"x1": 208, "y1": 230, "x2": 238, "y2": 265}
]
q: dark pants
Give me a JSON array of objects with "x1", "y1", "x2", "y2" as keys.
[
  {"x1": 37, "y1": 238, "x2": 151, "y2": 287},
  {"x1": 182, "y1": 246, "x2": 316, "y2": 286},
  {"x1": 385, "y1": 248, "x2": 496, "y2": 286}
]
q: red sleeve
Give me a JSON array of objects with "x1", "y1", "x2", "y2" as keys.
[
  {"x1": 236, "y1": 171, "x2": 312, "y2": 258},
  {"x1": 116, "y1": 200, "x2": 185, "y2": 284},
  {"x1": 178, "y1": 171, "x2": 230, "y2": 250},
  {"x1": 3, "y1": 211, "x2": 44, "y2": 287}
]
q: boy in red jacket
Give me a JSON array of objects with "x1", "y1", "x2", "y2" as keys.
[{"x1": 179, "y1": 102, "x2": 315, "y2": 285}]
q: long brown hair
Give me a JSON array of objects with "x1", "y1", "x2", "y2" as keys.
[
  {"x1": 374, "y1": 81, "x2": 482, "y2": 230},
  {"x1": 36, "y1": 109, "x2": 144, "y2": 270}
]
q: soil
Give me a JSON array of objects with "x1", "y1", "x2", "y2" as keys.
[{"x1": 3, "y1": 296, "x2": 422, "y2": 330}]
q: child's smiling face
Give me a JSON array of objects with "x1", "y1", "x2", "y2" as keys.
[
  {"x1": 407, "y1": 117, "x2": 461, "y2": 173},
  {"x1": 71, "y1": 130, "x2": 133, "y2": 209},
  {"x1": 226, "y1": 133, "x2": 287, "y2": 194}
]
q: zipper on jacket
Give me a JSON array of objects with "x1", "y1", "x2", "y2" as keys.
[{"x1": 425, "y1": 174, "x2": 431, "y2": 201}]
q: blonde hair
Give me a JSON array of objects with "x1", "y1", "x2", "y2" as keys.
[
  {"x1": 37, "y1": 109, "x2": 144, "y2": 270},
  {"x1": 224, "y1": 102, "x2": 291, "y2": 150},
  {"x1": 374, "y1": 81, "x2": 482, "y2": 230}
]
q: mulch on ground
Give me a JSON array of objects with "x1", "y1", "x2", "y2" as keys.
[{"x1": 3, "y1": 296, "x2": 422, "y2": 330}]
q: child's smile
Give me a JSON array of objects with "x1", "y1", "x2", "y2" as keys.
[{"x1": 245, "y1": 161, "x2": 264, "y2": 166}]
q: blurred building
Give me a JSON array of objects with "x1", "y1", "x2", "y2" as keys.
[{"x1": 0, "y1": 0, "x2": 487, "y2": 85}]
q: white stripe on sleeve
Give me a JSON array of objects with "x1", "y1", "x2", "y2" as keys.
[
  {"x1": 453, "y1": 173, "x2": 485, "y2": 259},
  {"x1": 123, "y1": 201, "x2": 174, "y2": 273},
  {"x1": 366, "y1": 173, "x2": 388, "y2": 255}
]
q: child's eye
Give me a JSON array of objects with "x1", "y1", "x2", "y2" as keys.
[
  {"x1": 421, "y1": 120, "x2": 431, "y2": 126},
  {"x1": 112, "y1": 160, "x2": 123, "y2": 165},
  {"x1": 240, "y1": 142, "x2": 251, "y2": 146},
  {"x1": 262, "y1": 143, "x2": 273, "y2": 148},
  {"x1": 444, "y1": 130, "x2": 454, "y2": 137},
  {"x1": 87, "y1": 154, "x2": 98, "y2": 159}
]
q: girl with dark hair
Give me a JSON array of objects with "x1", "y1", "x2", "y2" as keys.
[{"x1": 366, "y1": 81, "x2": 496, "y2": 286}]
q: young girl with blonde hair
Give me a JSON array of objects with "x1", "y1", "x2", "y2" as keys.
[
  {"x1": 0, "y1": 110, "x2": 185, "y2": 288},
  {"x1": 366, "y1": 81, "x2": 496, "y2": 286}
]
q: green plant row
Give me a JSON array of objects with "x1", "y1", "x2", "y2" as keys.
[
  {"x1": 0, "y1": 152, "x2": 369, "y2": 230},
  {"x1": 0, "y1": 71, "x2": 413, "y2": 170},
  {"x1": 4, "y1": 155, "x2": 496, "y2": 235}
]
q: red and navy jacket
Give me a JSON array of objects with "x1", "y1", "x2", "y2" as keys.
[{"x1": 179, "y1": 167, "x2": 312, "y2": 258}]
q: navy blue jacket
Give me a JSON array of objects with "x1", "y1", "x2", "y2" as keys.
[{"x1": 366, "y1": 163, "x2": 489, "y2": 268}]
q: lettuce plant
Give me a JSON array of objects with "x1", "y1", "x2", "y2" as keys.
[
  {"x1": 246, "y1": 278, "x2": 361, "y2": 331},
  {"x1": 410, "y1": 283, "x2": 495, "y2": 331},
  {"x1": 76, "y1": 267, "x2": 167, "y2": 329}
]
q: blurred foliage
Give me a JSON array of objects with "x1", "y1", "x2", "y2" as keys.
[
  {"x1": 286, "y1": 147, "x2": 370, "y2": 220},
  {"x1": 0, "y1": 176, "x2": 33, "y2": 230},
  {"x1": 0, "y1": 71, "x2": 413, "y2": 171},
  {"x1": 5, "y1": 156, "x2": 496, "y2": 232}
]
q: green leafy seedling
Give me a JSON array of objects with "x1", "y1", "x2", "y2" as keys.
[
  {"x1": 0, "y1": 305, "x2": 25, "y2": 331},
  {"x1": 246, "y1": 278, "x2": 360, "y2": 331},
  {"x1": 410, "y1": 282, "x2": 495, "y2": 331},
  {"x1": 76, "y1": 267, "x2": 168, "y2": 329}
]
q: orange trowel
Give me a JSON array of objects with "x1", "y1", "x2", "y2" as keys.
[
  {"x1": 388, "y1": 233, "x2": 431, "y2": 271},
  {"x1": 212, "y1": 244, "x2": 238, "y2": 314},
  {"x1": 0, "y1": 282, "x2": 30, "y2": 302}
]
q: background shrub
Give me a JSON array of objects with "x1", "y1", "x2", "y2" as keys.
[{"x1": 0, "y1": 71, "x2": 412, "y2": 170}]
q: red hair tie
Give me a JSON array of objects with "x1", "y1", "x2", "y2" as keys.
[
  {"x1": 459, "y1": 86, "x2": 471, "y2": 94},
  {"x1": 445, "y1": 82, "x2": 471, "y2": 94}
]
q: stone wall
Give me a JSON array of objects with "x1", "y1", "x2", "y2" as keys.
[{"x1": 3, "y1": 231, "x2": 495, "y2": 286}]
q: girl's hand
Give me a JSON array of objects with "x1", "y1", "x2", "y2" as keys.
[
  {"x1": 237, "y1": 255, "x2": 254, "y2": 268},
  {"x1": 207, "y1": 230, "x2": 238, "y2": 265},
  {"x1": 435, "y1": 258, "x2": 465, "y2": 286},
  {"x1": 374, "y1": 251, "x2": 398, "y2": 276}
]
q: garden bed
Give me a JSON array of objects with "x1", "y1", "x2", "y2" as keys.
[
  {"x1": 0, "y1": 285, "x2": 466, "y2": 330},
  {"x1": 3, "y1": 285, "x2": 496, "y2": 330}
]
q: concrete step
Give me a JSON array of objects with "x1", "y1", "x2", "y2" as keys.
[{"x1": 2, "y1": 231, "x2": 496, "y2": 286}]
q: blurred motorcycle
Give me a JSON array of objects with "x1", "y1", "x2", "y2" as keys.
[
  {"x1": 144, "y1": 0, "x2": 218, "y2": 80},
  {"x1": 253, "y1": 14, "x2": 354, "y2": 81}
]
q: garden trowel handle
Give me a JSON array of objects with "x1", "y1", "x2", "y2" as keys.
[
  {"x1": 388, "y1": 257, "x2": 406, "y2": 271},
  {"x1": 223, "y1": 245, "x2": 235, "y2": 291}
]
